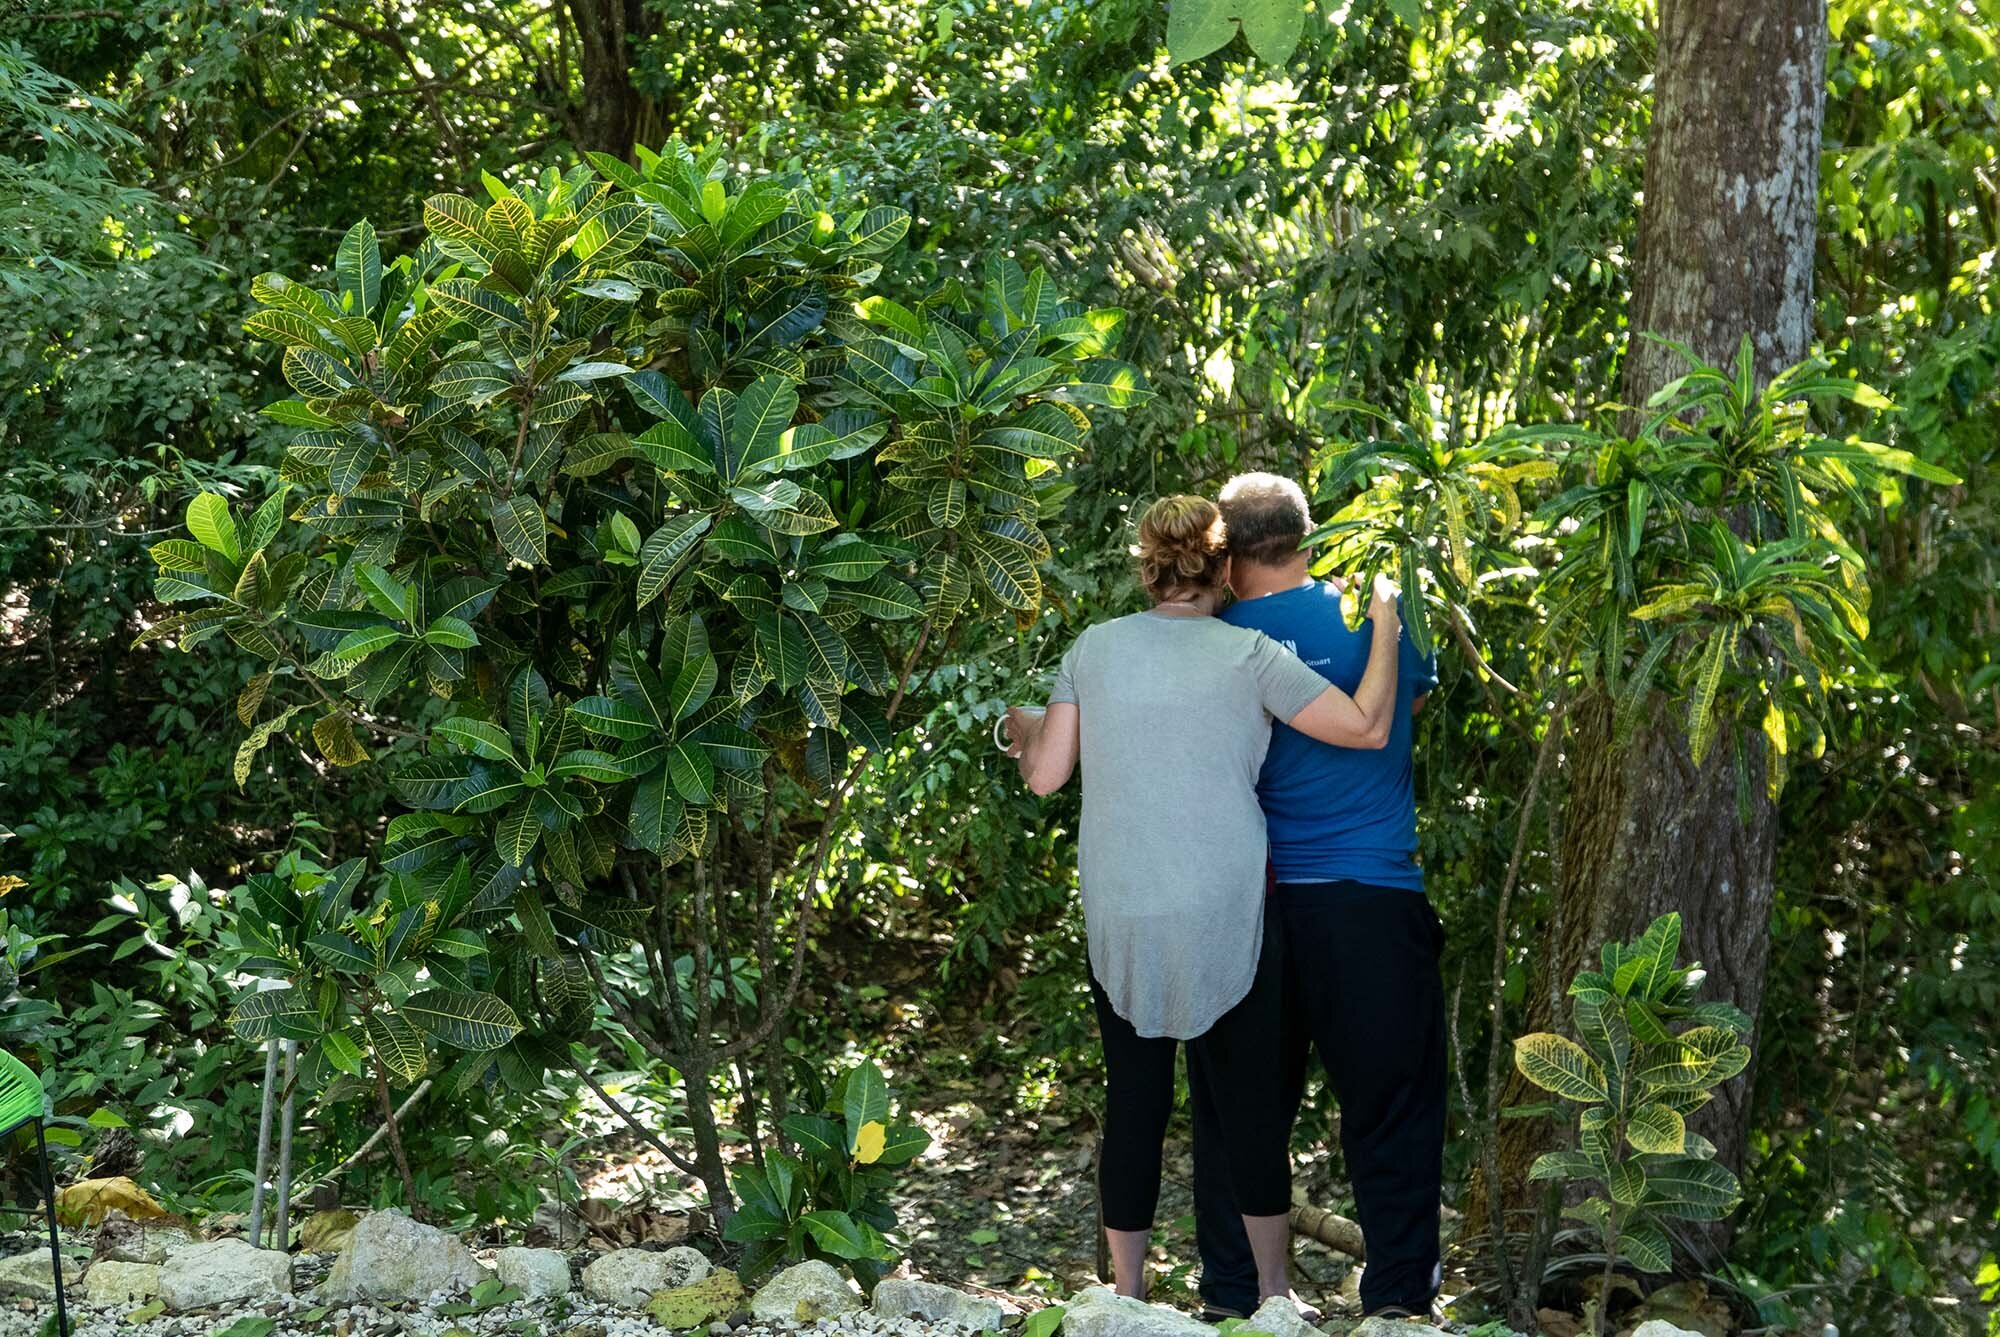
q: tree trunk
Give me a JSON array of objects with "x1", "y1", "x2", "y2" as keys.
[
  {"x1": 1619, "y1": 0, "x2": 1826, "y2": 405},
  {"x1": 1468, "y1": 0, "x2": 1826, "y2": 1261},
  {"x1": 564, "y1": 0, "x2": 652, "y2": 154}
]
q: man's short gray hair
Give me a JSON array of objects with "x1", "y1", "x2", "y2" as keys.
[{"x1": 1217, "y1": 472, "x2": 1312, "y2": 566}]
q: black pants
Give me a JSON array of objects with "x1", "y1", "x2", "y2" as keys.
[
  {"x1": 1093, "y1": 904, "x2": 1292, "y2": 1231},
  {"x1": 1192, "y1": 881, "x2": 1447, "y2": 1315}
]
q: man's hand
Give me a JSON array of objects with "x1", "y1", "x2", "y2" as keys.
[{"x1": 1368, "y1": 571, "x2": 1402, "y2": 626}]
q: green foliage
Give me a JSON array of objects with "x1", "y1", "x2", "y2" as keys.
[
  {"x1": 1539, "y1": 338, "x2": 1954, "y2": 786},
  {"x1": 1305, "y1": 403, "x2": 1568, "y2": 662},
  {"x1": 0, "y1": 910, "x2": 73, "y2": 1054},
  {"x1": 1515, "y1": 914, "x2": 1752, "y2": 1279},
  {"x1": 3, "y1": 1, "x2": 1992, "y2": 1322},
  {"x1": 1317, "y1": 338, "x2": 1947, "y2": 795},
  {"x1": 1165, "y1": 0, "x2": 1308, "y2": 67},
  {"x1": 723, "y1": 1059, "x2": 931, "y2": 1285},
  {"x1": 148, "y1": 138, "x2": 1139, "y2": 1210},
  {"x1": 226, "y1": 854, "x2": 523, "y2": 1088}
]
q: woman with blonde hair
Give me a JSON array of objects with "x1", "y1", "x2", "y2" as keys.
[{"x1": 1003, "y1": 494, "x2": 1403, "y2": 1312}]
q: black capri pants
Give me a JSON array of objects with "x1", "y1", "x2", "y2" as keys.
[{"x1": 1091, "y1": 900, "x2": 1291, "y2": 1230}]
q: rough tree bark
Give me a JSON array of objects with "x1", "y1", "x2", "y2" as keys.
[
  {"x1": 1468, "y1": 0, "x2": 1828, "y2": 1260},
  {"x1": 564, "y1": 0, "x2": 654, "y2": 154}
]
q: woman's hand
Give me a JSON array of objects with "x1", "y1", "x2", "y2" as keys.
[
  {"x1": 1003, "y1": 705, "x2": 1045, "y2": 758},
  {"x1": 1009, "y1": 702, "x2": 1080, "y2": 794}
]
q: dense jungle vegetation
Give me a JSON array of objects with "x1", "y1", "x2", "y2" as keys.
[{"x1": 0, "y1": 0, "x2": 1994, "y2": 1334}]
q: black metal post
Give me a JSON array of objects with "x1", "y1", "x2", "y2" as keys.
[{"x1": 33, "y1": 1121, "x2": 68, "y2": 1337}]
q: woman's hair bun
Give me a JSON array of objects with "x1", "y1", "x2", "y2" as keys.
[{"x1": 1131, "y1": 495, "x2": 1228, "y2": 600}]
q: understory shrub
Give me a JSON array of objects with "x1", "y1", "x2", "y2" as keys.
[{"x1": 148, "y1": 138, "x2": 1146, "y2": 1244}]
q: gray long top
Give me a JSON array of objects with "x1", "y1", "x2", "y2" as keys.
[{"x1": 1050, "y1": 610, "x2": 1328, "y2": 1040}]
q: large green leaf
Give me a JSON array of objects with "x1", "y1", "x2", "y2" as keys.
[
  {"x1": 187, "y1": 493, "x2": 242, "y2": 562},
  {"x1": 307, "y1": 933, "x2": 375, "y2": 974},
  {"x1": 628, "y1": 775, "x2": 685, "y2": 854},
  {"x1": 366, "y1": 1009, "x2": 429, "y2": 1082},
  {"x1": 1527, "y1": 1149, "x2": 1600, "y2": 1182},
  {"x1": 728, "y1": 374, "x2": 801, "y2": 480},
  {"x1": 836, "y1": 574, "x2": 924, "y2": 621},
  {"x1": 573, "y1": 202, "x2": 652, "y2": 264},
  {"x1": 434, "y1": 717, "x2": 517, "y2": 763},
  {"x1": 430, "y1": 278, "x2": 524, "y2": 330},
  {"x1": 494, "y1": 799, "x2": 543, "y2": 867},
  {"x1": 493, "y1": 496, "x2": 549, "y2": 566},
  {"x1": 755, "y1": 613, "x2": 811, "y2": 689},
  {"x1": 870, "y1": 1123, "x2": 931, "y2": 1166},
  {"x1": 780, "y1": 1114, "x2": 844, "y2": 1159},
  {"x1": 637, "y1": 513, "x2": 713, "y2": 608},
  {"x1": 1607, "y1": 1159, "x2": 1646, "y2": 1207},
  {"x1": 1618, "y1": 1222, "x2": 1673, "y2": 1273},
  {"x1": 779, "y1": 411, "x2": 885, "y2": 471},
  {"x1": 978, "y1": 403, "x2": 1083, "y2": 458},
  {"x1": 1640, "y1": 1156, "x2": 1742, "y2": 1221},
  {"x1": 228, "y1": 986, "x2": 320, "y2": 1042},
  {"x1": 570, "y1": 696, "x2": 654, "y2": 741},
  {"x1": 841, "y1": 1060, "x2": 891, "y2": 1144},
  {"x1": 804, "y1": 536, "x2": 887, "y2": 583},
  {"x1": 798, "y1": 1210, "x2": 888, "y2": 1261},
  {"x1": 1049, "y1": 358, "x2": 1152, "y2": 408},
  {"x1": 401, "y1": 989, "x2": 524, "y2": 1051},
  {"x1": 1626, "y1": 1102, "x2": 1687, "y2": 1154},
  {"x1": 1514, "y1": 1032, "x2": 1608, "y2": 1103},
  {"x1": 635, "y1": 420, "x2": 713, "y2": 474}
]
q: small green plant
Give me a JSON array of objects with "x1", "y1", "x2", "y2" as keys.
[
  {"x1": 722, "y1": 1058, "x2": 930, "y2": 1286},
  {"x1": 505, "y1": 1131, "x2": 587, "y2": 1240},
  {"x1": 439, "y1": 1278, "x2": 525, "y2": 1316},
  {"x1": 1513, "y1": 912, "x2": 1752, "y2": 1335},
  {"x1": 1461, "y1": 1323, "x2": 1523, "y2": 1337},
  {"x1": 225, "y1": 852, "x2": 528, "y2": 1211}
]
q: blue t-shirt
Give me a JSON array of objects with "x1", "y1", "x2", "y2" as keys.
[{"x1": 1221, "y1": 580, "x2": 1437, "y2": 890}]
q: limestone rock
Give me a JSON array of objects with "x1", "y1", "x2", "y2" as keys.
[
  {"x1": 495, "y1": 1245, "x2": 573, "y2": 1299},
  {"x1": 1241, "y1": 1296, "x2": 1316, "y2": 1337},
  {"x1": 1059, "y1": 1286, "x2": 1213, "y2": 1337},
  {"x1": 646, "y1": 1268, "x2": 746, "y2": 1326},
  {"x1": 157, "y1": 1239, "x2": 291, "y2": 1311},
  {"x1": 747, "y1": 1259, "x2": 862, "y2": 1324},
  {"x1": 873, "y1": 1277, "x2": 1010, "y2": 1330},
  {"x1": 581, "y1": 1245, "x2": 711, "y2": 1308},
  {"x1": 322, "y1": 1208, "x2": 484, "y2": 1303},
  {"x1": 0, "y1": 1252, "x2": 61, "y2": 1301},
  {"x1": 1351, "y1": 1319, "x2": 1450, "y2": 1337},
  {"x1": 95, "y1": 1218, "x2": 192, "y2": 1265},
  {"x1": 83, "y1": 1259, "x2": 160, "y2": 1306},
  {"x1": 1631, "y1": 1324, "x2": 1704, "y2": 1337}
]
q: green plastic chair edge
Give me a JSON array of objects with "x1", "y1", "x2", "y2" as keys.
[{"x1": 0, "y1": 1048, "x2": 46, "y2": 1135}]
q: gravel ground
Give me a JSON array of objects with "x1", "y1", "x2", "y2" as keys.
[
  {"x1": 0, "y1": 1282, "x2": 1025, "y2": 1337},
  {"x1": 0, "y1": 1233, "x2": 1036, "y2": 1337}
]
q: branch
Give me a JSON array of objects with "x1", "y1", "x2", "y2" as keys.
[
  {"x1": 710, "y1": 619, "x2": 934, "y2": 1062},
  {"x1": 284, "y1": 1079, "x2": 430, "y2": 1207},
  {"x1": 1474, "y1": 699, "x2": 1565, "y2": 1308},
  {"x1": 567, "y1": 1057, "x2": 701, "y2": 1177},
  {"x1": 1289, "y1": 1193, "x2": 1365, "y2": 1260},
  {"x1": 1446, "y1": 598, "x2": 1521, "y2": 698},
  {"x1": 579, "y1": 937, "x2": 686, "y2": 1070}
]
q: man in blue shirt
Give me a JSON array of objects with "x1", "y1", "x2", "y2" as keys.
[{"x1": 1189, "y1": 472, "x2": 1447, "y2": 1322}]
